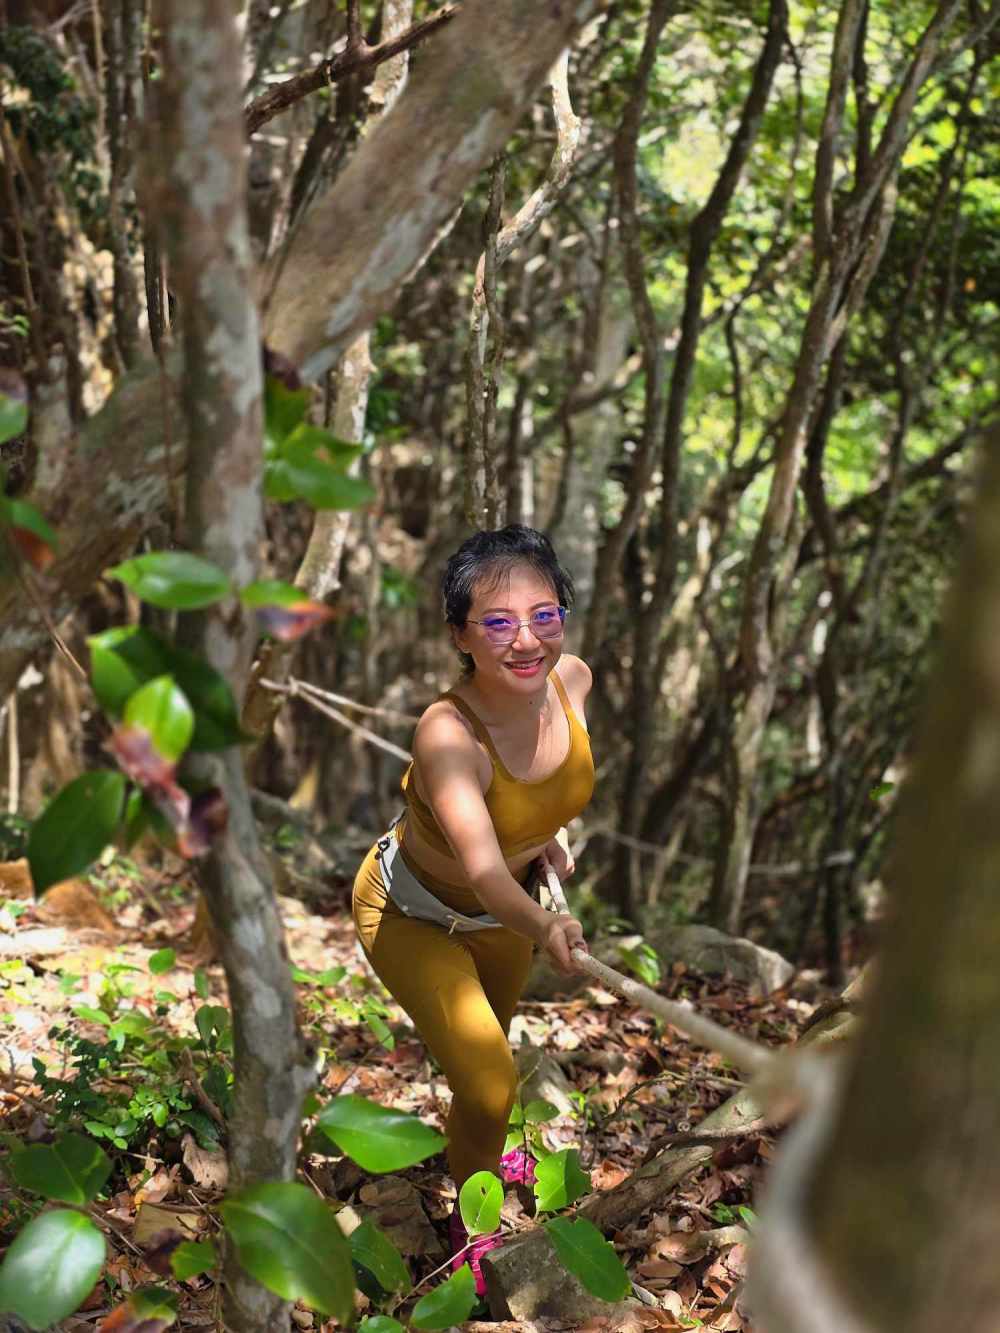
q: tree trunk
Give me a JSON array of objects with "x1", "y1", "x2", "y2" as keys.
[{"x1": 157, "y1": 2, "x2": 314, "y2": 1328}]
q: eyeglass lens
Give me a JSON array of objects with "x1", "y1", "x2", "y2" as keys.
[{"x1": 482, "y1": 607, "x2": 566, "y2": 643}]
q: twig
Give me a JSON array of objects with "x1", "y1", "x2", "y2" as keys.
[
  {"x1": 244, "y1": 3, "x2": 458, "y2": 135},
  {"x1": 542, "y1": 860, "x2": 774, "y2": 1078},
  {"x1": 179, "y1": 1049, "x2": 226, "y2": 1130},
  {"x1": 279, "y1": 677, "x2": 419, "y2": 726},
  {"x1": 262, "y1": 678, "x2": 412, "y2": 762}
]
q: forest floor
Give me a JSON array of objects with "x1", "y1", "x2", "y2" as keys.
[{"x1": 0, "y1": 844, "x2": 835, "y2": 1332}]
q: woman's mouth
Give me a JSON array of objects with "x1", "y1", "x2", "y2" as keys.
[{"x1": 505, "y1": 657, "x2": 544, "y2": 676}]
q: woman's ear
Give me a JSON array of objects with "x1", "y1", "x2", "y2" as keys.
[{"x1": 450, "y1": 622, "x2": 469, "y2": 655}]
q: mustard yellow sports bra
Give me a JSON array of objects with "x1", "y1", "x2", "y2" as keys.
[{"x1": 401, "y1": 670, "x2": 595, "y2": 863}]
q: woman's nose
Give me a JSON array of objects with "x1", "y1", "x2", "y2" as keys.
[{"x1": 512, "y1": 620, "x2": 541, "y2": 649}]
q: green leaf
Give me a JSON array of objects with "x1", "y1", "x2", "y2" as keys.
[
  {"x1": 0, "y1": 1209, "x2": 106, "y2": 1328},
  {"x1": 195, "y1": 1004, "x2": 230, "y2": 1046},
  {"x1": 266, "y1": 438, "x2": 374, "y2": 510},
  {"x1": 0, "y1": 389, "x2": 28, "y2": 445},
  {"x1": 459, "y1": 1171, "x2": 503, "y2": 1237},
  {"x1": 129, "y1": 1286, "x2": 179, "y2": 1322},
  {"x1": 10, "y1": 1133, "x2": 111, "y2": 1204},
  {"x1": 533, "y1": 1148, "x2": 591, "y2": 1213},
  {"x1": 410, "y1": 1263, "x2": 477, "y2": 1329},
  {"x1": 240, "y1": 579, "x2": 305, "y2": 608},
  {"x1": 220, "y1": 1181, "x2": 354, "y2": 1322},
  {"x1": 148, "y1": 948, "x2": 177, "y2": 975},
  {"x1": 316, "y1": 1095, "x2": 446, "y2": 1173},
  {"x1": 543, "y1": 1217, "x2": 631, "y2": 1302},
  {"x1": 124, "y1": 675, "x2": 194, "y2": 762},
  {"x1": 105, "y1": 551, "x2": 231, "y2": 611},
  {"x1": 73, "y1": 1004, "x2": 112, "y2": 1026},
  {"x1": 27, "y1": 770, "x2": 127, "y2": 894},
  {"x1": 6, "y1": 499, "x2": 57, "y2": 553},
  {"x1": 170, "y1": 1239, "x2": 218, "y2": 1281},
  {"x1": 358, "y1": 1318, "x2": 406, "y2": 1333},
  {"x1": 194, "y1": 968, "x2": 210, "y2": 999},
  {"x1": 88, "y1": 626, "x2": 244, "y2": 750},
  {"x1": 349, "y1": 1219, "x2": 411, "y2": 1294},
  {"x1": 523, "y1": 1099, "x2": 560, "y2": 1125},
  {"x1": 264, "y1": 377, "x2": 310, "y2": 451}
]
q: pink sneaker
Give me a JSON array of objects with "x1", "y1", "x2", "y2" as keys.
[
  {"x1": 448, "y1": 1205, "x2": 503, "y2": 1296},
  {"x1": 499, "y1": 1147, "x2": 537, "y2": 1186}
]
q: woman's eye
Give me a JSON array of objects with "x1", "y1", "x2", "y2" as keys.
[
  {"x1": 534, "y1": 610, "x2": 557, "y2": 623},
  {"x1": 485, "y1": 617, "x2": 514, "y2": 630}
]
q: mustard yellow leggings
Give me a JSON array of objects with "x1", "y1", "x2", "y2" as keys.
[{"x1": 352, "y1": 840, "x2": 534, "y2": 1186}]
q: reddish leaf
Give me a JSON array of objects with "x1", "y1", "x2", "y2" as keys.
[
  {"x1": 256, "y1": 600, "x2": 338, "y2": 641},
  {"x1": 110, "y1": 725, "x2": 178, "y2": 791},
  {"x1": 142, "y1": 1232, "x2": 184, "y2": 1278},
  {"x1": 177, "y1": 788, "x2": 228, "y2": 857},
  {"x1": 262, "y1": 344, "x2": 302, "y2": 390},
  {"x1": 10, "y1": 524, "x2": 56, "y2": 571}
]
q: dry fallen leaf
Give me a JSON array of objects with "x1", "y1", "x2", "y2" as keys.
[{"x1": 181, "y1": 1132, "x2": 229, "y2": 1191}]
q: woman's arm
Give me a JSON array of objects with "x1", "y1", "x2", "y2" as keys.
[{"x1": 412, "y1": 707, "x2": 585, "y2": 972}]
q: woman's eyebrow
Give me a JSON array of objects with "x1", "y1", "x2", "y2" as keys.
[{"x1": 479, "y1": 601, "x2": 557, "y2": 614}]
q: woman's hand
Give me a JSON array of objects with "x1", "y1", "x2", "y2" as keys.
[
  {"x1": 539, "y1": 913, "x2": 589, "y2": 976},
  {"x1": 543, "y1": 837, "x2": 575, "y2": 880}
]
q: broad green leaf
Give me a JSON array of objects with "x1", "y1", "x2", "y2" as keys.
[
  {"x1": 88, "y1": 626, "x2": 244, "y2": 749},
  {"x1": 409, "y1": 1263, "x2": 477, "y2": 1329},
  {"x1": 194, "y1": 968, "x2": 210, "y2": 999},
  {"x1": 543, "y1": 1216, "x2": 630, "y2": 1302},
  {"x1": 171, "y1": 1239, "x2": 218, "y2": 1281},
  {"x1": 533, "y1": 1148, "x2": 591, "y2": 1213},
  {"x1": 105, "y1": 551, "x2": 231, "y2": 610},
  {"x1": 124, "y1": 675, "x2": 194, "y2": 762},
  {"x1": 349, "y1": 1219, "x2": 410, "y2": 1293},
  {"x1": 240, "y1": 579, "x2": 305, "y2": 608},
  {"x1": 10, "y1": 1133, "x2": 111, "y2": 1204},
  {"x1": 264, "y1": 376, "x2": 310, "y2": 451},
  {"x1": 523, "y1": 1099, "x2": 560, "y2": 1125},
  {"x1": 266, "y1": 439, "x2": 374, "y2": 510},
  {"x1": 220, "y1": 1181, "x2": 354, "y2": 1322},
  {"x1": 358, "y1": 1318, "x2": 406, "y2": 1333},
  {"x1": 72, "y1": 1003, "x2": 112, "y2": 1026},
  {"x1": 316, "y1": 1094, "x2": 446, "y2": 1172},
  {"x1": 285, "y1": 422, "x2": 363, "y2": 467},
  {"x1": 459, "y1": 1171, "x2": 503, "y2": 1237},
  {"x1": 0, "y1": 388, "x2": 27, "y2": 445},
  {"x1": 27, "y1": 770, "x2": 126, "y2": 894},
  {"x1": 0, "y1": 1209, "x2": 106, "y2": 1328},
  {"x1": 148, "y1": 948, "x2": 176, "y2": 974}
]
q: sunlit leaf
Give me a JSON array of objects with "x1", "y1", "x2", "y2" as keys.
[
  {"x1": 0, "y1": 1209, "x2": 105, "y2": 1328},
  {"x1": 170, "y1": 1239, "x2": 218, "y2": 1281},
  {"x1": 256, "y1": 600, "x2": 339, "y2": 641},
  {"x1": 220, "y1": 1181, "x2": 354, "y2": 1322},
  {"x1": 148, "y1": 948, "x2": 176, "y2": 975},
  {"x1": 0, "y1": 381, "x2": 28, "y2": 445},
  {"x1": 97, "y1": 1285, "x2": 178, "y2": 1330},
  {"x1": 316, "y1": 1095, "x2": 446, "y2": 1172},
  {"x1": 533, "y1": 1148, "x2": 591, "y2": 1213},
  {"x1": 543, "y1": 1216, "x2": 630, "y2": 1302},
  {"x1": 124, "y1": 675, "x2": 194, "y2": 763},
  {"x1": 105, "y1": 551, "x2": 231, "y2": 610},
  {"x1": 459, "y1": 1170, "x2": 503, "y2": 1237},
  {"x1": 409, "y1": 1263, "x2": 476, "y2": 1330},
  {"x1": 5, "y1": 499, "x2": 57, "y2": 570}
]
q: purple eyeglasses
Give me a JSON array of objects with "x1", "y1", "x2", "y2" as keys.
[{"x1": 467, "y1": 605, "x2": 568, "y2": 646}]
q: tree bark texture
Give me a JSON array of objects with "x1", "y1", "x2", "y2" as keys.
[
  {"x1": 798, "y1": 432, "x2": 1000, "y2": 1331},
  {"x1": 157, "y1": 3, "x2": 314, "y2": 1329},
  {"x1": 262, "y1": 0, "x2": 606, "y2": 380}
]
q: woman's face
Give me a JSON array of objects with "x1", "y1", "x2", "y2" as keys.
[{"x1": 453, "y1": 564, "x2": 565, "y2": 694}]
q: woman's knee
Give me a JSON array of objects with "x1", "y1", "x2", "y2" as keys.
[{"x1": 450, "y1": 1044, "x2": 517, "y2": 1126}]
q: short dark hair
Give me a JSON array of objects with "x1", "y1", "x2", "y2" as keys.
[{"x1": 442, "y1": 525, "x2": 575, "y2": 673}]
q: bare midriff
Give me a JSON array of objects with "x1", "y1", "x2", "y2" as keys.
[{"x1": 398, "y1": 800, "x2": 544, "y2": 892}]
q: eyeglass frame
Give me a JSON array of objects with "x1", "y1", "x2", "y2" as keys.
[{"x1": 464, "y1": 605, "x2": 570, "y2": 645}]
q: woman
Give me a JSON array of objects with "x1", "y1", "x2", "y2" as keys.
[{"x1": 352, "y1": 524, "x2": 594, "y2": 1289}]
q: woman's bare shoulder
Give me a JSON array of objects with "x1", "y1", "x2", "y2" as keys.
[
  {"x1": 413, "y1": 697, "x2": 480, "y2": 760},
  {"x1": 556, "y1": 654, "x2": 593, "y2": 696}
]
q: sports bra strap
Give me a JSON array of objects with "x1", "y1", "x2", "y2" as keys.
[{"x1": 440, "y1": 691, "x2": 500, "y2": 757}]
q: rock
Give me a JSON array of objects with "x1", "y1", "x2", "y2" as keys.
[
  {"x1": 482, "y1": 1229, "x2": 639, "y2": 1324},
  {"x1": 647, "y1": 924, "x2": 793, "y2": 995},
  {"x1": 514, "y1": 1043, "x2": 576, "y2": 1116},
  {"x1": 522, "y1": 933, "x2": 646, "y2": 1001}
]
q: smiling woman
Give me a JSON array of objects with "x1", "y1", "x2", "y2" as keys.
[{"x1": 351, "y1": 524, "x2": 595, "y2": 1293}]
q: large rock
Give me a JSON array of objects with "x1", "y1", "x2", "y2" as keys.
[
  {"x1": 648, "y1": 924, "x2": 793, "y2": 995},
  {"x1": 522, "y1": 933, "x2": 647, "y2": 1001}
]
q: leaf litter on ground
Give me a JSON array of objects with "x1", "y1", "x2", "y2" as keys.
[{"x1": 0, "y1": 849, "x2": 838, "y2": 1329}]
